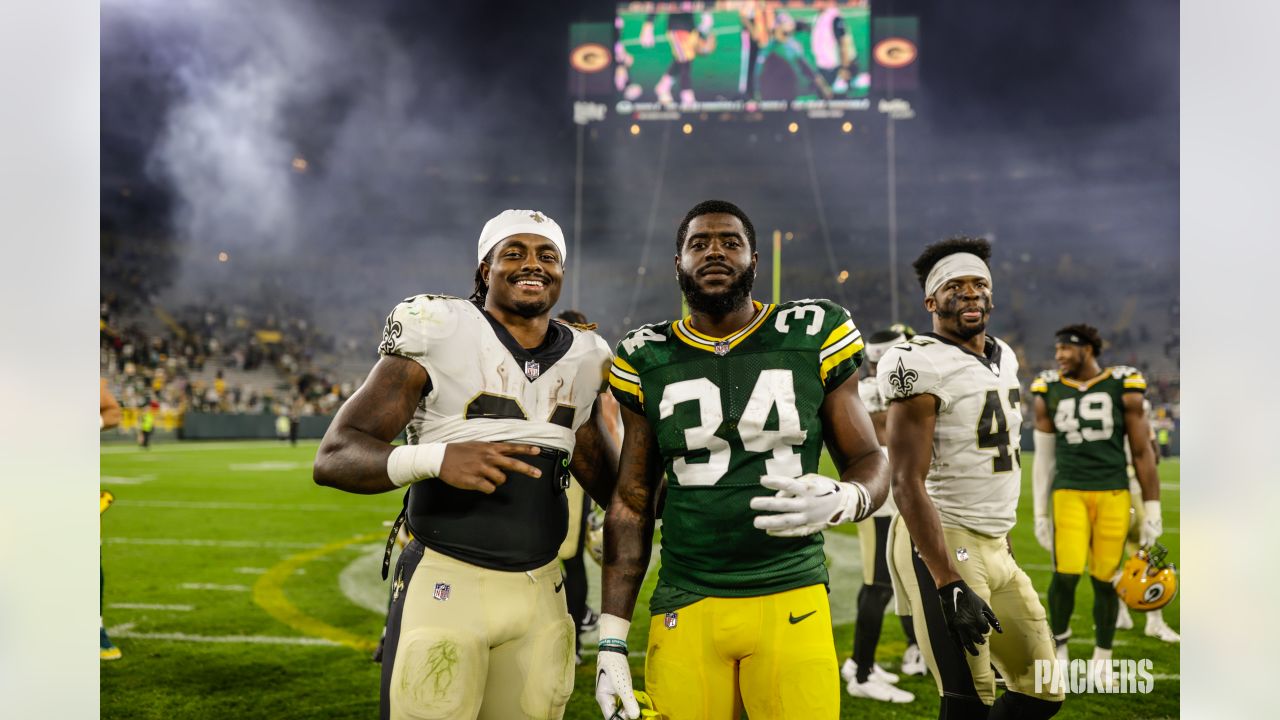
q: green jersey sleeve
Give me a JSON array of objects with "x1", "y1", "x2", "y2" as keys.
[
  {"x1": 813, "y1": 300, "x2": 864, "y2": 391},
  {"x1": 609, "y1": 324, "x2": 667, "y2": 415},
  {"x1": 1111, "y1": 365, "x2": 1148, "y2": 394},
  {"x1": 1029, "y1": 370, "x2": 1058, "y2": 396}
]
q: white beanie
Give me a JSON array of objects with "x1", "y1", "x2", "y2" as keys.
[{"x1": 477, "y1": 209, "x2": 567, "y2": 264}]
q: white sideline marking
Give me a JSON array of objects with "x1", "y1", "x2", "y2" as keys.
[
  {"x1": 1153, "y1": 673, "x2": 1180, "y2": 681},
  {"x1": 1069, "y1": 637, "x2": 1129, "y2": 647},
  {"x1": 235, "y1": 567, "x2": 267, "y2": 574},
  {"x1": 109, "y1": 603, "x2": 194, "y2": 612},
  {"x1": 101, "y1": 441, "x2": 318, "y2": 455},
  {"x1": 107, "y1": 537, "x2": 323, "y2": 549},
  {"x1": 108, "y1": 629, "x2": 341, "y2": 647},
  {"x1": 1023, "y1": 563, "x2": 1054, "y2": 572},
  {"x1": 229, "y1": 461, "x2": 306, "y2": 472},
  {"x1": 101, "y1": 475, "x2": 155, "y2": 485},
  {"x1": 116, "y1": 499, "x2": 389, "y2": 512},
  {"x1": 181, "y1": 583, "x2": 250, "y2": 592},
  {"x1": 1160, "y1": 483, "x2": 1179, "y2": 492}
]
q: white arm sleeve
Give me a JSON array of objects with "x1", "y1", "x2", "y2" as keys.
[{"x1": 1032, "y1": 431, "x2": 1056, "y2": 518}]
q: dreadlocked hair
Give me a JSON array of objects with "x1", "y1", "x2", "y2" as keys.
[
  {"x1": 469, "y1": 249, "x2": 495, "y2": 304},
  {"x1": 911, "y1": 236, "x2": 992, "y2": 290}
]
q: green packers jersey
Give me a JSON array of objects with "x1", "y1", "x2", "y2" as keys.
[
  {"x1": 1030, "y1": 366, "x2": 1147, "y2": 491},
  {"x1": 609, "y1": 299, "x2": 864, "y2": 614}
]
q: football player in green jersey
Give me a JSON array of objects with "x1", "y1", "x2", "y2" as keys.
[
  {"x1": 1030, "y1": 324, "x2": 1164, "y2": 685},
  {"x1": 593, "y1": 200, "x2": 890, "y2": 720}
]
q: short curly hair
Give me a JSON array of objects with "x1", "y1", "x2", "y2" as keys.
[
  {"x1": 911, "y1": 236, "x2": 992, "y2": 290},
  {"x1": 676, "y1": 200, "x2": 757, "y2": 253},
  {"x1": 1055, "y1": 323, "x2": 1104, "y2": 356}
]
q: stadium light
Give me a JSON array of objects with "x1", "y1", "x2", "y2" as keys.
[
  {"x1": 291, "y1": 156, "x2": 308, "y2": 173},
  {"x1": 841, "y1": 121, "x2": 853, "y2": 133},
  {"x1": 630, "y1": 124, "x2": 641, "y2": 136},
  {"x1": 218, "y1": 252, "x2": 229, "y2": 263},
  {"x1": 787, "y1": 122, "x2": 799, "y2": 134},
  {"x1": 837, "y1": 269, "x2": 849, "y2": 283},
  {"x1": 682, "y1": 123, "x2": 693, "y2": 135},
  {"x1": 784, "y1": 231, "x2": 794, "y2": 241}
]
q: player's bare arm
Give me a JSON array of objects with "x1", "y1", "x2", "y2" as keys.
[
  {"x1": 1123, "y1": 392, "x2": 1159, "y2": 503},
  {"x1": 1034, "y1": 395, "x2": 1053, "y2": 433},
  {"x1": 100, "y1": 378, "x2": 122, "y2": 430},
  {"x1": 313, "y1": 354, "x2": 543, "y2": 494},
  {"x1": 820, "y1": 373, "x2": 890, "y2": 512},
  {"x1": 600, "y1": 404, "x2": 661, "y2": 621},
  {"x1": 886, "y1": 393, "x2": 962, "y2": 587},
  {"x1": 570, "y1": 394, "x2": 621, "y2": 508}
]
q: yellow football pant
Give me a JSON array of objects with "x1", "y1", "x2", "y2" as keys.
[
  {"x1": 644, "y1": 584, "x2": 839, "y2": 720},
  {"x1": 1052, "y1": 488, "x2": 1131, "y2": 581}
]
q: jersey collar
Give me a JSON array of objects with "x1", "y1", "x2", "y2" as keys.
[
  {"x1": 922, "y1": 332, "x2": 1003, "y2": 374},
  {"x1": 672, "y1": 301, "x2": 775, "y2": 354},
  {"x1": 472, "y1": 301, "x2": 574, "y2": 381},
  {"x1": 1060, "y1": 367, "x2": 1111, "y2": 391}
]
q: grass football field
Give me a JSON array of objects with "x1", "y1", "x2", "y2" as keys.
[{"x1": 100, "y1": 441, "x2": 1179, "y2": 719}]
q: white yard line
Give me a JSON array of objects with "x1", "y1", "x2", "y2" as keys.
[
  {"x1": 108, "y1": 629, "x2": 341, "y2": 647},
  {"x1": 106, "y1": 537, "x2": 324, "y2": 549},
  {"x1": 115, "y1": 499, "x2": 388, "y2": 512},
  {"x1": 180, "y1": 583, "x2": 250, "y2": 592},
  {"x1": 109, "y1": 603, "x2": 194, "y2": 611}
]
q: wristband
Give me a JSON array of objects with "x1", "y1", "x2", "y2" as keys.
[
  {"x1": 1143, "y1": 500, "x2": 1161, "y2": 520},
  {"x1": 387, "y1": 443, "x2": 447, "y2": 488}
]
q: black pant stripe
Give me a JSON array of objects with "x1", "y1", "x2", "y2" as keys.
[
  {"x1": 380, "y1": 539, "x2": 426, "y2": 720},
  {"x1": 909, "y1": 542, "x2": 982, "y2": 702}
]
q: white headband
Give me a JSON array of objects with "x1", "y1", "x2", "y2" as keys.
[
  {"x1": 865, "y1": 333, "x2": 906, "y2": 363},
  {"x1": 924, "y1": 252, "x2": 991, "y2": 297},
  {"x1": 477, "y1": 209, "x2": 567, "y2": 264}
]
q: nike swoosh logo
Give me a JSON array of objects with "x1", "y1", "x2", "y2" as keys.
[
  {"x1": 953, "y1": 587, "x2": 963, "y2": 610},
  {"x1": 789, "y1": 610, "x2": 817, "y2": 624},
  {"x1": 554, "y1": 581, "x2": 564, "y2": 593}
]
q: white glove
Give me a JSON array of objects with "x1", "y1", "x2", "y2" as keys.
[
  {"x1": 595, "y1": 614, "x2": 640, "y2": 720},
  {"x1": 749, "y1": 474, "x2": 870, "y2": 537},
  {"x1": 1140, "y1": 500, "x2": 1162, "y2": 547},
  {"x1": 1034, "y1": 516, "x2": 1053, "y2": 552},
  {"x1": 640, "y1": 21, "x2": 655, "y2": 48},
  {"x1": 699, "y1": 12, "x2": 714, "y2": 34}
]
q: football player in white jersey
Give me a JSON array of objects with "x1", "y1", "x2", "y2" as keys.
[
  {"x1": 880, "y1": 237, "x2": 1063, "y2": 719},
  {"x1": 313, "y1": 209, "x2": 619, "y2": 720},
  {"x1": 841, "y1": 325, "x2": 920, "y2": 704}
]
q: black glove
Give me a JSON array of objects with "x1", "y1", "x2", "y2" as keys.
[{"x1": 938, "y1": 580, "x2": 1002, "y2": 656}]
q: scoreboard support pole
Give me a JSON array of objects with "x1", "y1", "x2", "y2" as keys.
[{"x1": 773, "y1": 229, "x2": 782, "y2": 304}]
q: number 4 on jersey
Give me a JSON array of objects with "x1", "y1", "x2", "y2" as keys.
[{"x1": 977, "y1": 388, "x2": 1020, "y2": 472}]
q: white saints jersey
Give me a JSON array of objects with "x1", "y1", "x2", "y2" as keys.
[
  {"x1": 858, "y1": 374, "x2": 897, "y2": 517},
  {"x1": 878, "y1": 333, "x2": 1023, "y2": 537},
  {"x1": 377, "y1": 295, "x2": 613, "y2": 455}
]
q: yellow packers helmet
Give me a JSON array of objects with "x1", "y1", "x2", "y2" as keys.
[
  {"x1": 1113, "y1": 544, "x2": 1177, "y2": 611},
  {"x1": 586, "y1": 505, "x2": 605, "y2": 566}
]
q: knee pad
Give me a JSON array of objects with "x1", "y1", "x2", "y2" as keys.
[
  {"x1": 389, "y1": 627, "x2": 485, "y2": 720},
  {"x1": 519, "y1": 615, "x2": 576, "y2": 717},
  {"x1": 989, "y1": 691, "x2": 1063, "y2": 720},
  {"x1": 857, "y1": 582, "x2": 894, "y2": 615}
]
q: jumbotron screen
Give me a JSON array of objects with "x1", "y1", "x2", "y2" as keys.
[{"x1": 570, "y1": 0, "x2": 921, "y2": 123}]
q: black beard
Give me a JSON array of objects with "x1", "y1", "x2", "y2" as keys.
[
  {"x1": 678, "y1": 264, "x2": 755, "y2": 317},
  {"x1": 936, "y1": 298, "x2": 990, "y2": 340}
]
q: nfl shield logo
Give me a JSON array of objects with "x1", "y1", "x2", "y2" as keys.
[
  {"x1": 664, "y1": 612, "x2": 678, "y2": 629},
  {"x1": 433, "y1": 582, "x2": 451, "y2": 601},
  {"x1": 524, "y1": 360, "x2": 541, "y2": 380},
  {"x1": 714, "y1": 341, "x2": 730, "y2": 356}
]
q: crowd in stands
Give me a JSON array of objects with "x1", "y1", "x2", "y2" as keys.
[{"x1": 100, "y1": 293, "x2": 358, "y2": 420}]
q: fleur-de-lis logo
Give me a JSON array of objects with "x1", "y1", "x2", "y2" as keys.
[
  {"x1": 530, "y1": 211, "x2": 547, "y2": 223},
  {"x1": 379, "y1": 313, "x2": 404, "y2": 355},
  {"x1": 888, "y1": 358, "x2": 918, "y2": 395}
]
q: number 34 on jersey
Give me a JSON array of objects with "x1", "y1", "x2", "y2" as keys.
[{"x1": 608, "y1": 299, "x2": 864, "y2": 489}]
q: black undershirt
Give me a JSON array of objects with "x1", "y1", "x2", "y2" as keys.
[{"x1": 406, "y1": 305, "x2": 577, "y2": 571}]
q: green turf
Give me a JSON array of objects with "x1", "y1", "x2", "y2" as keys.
[{"x1": 101, "y1": 442, "x2": 1179, "y2": 718}]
